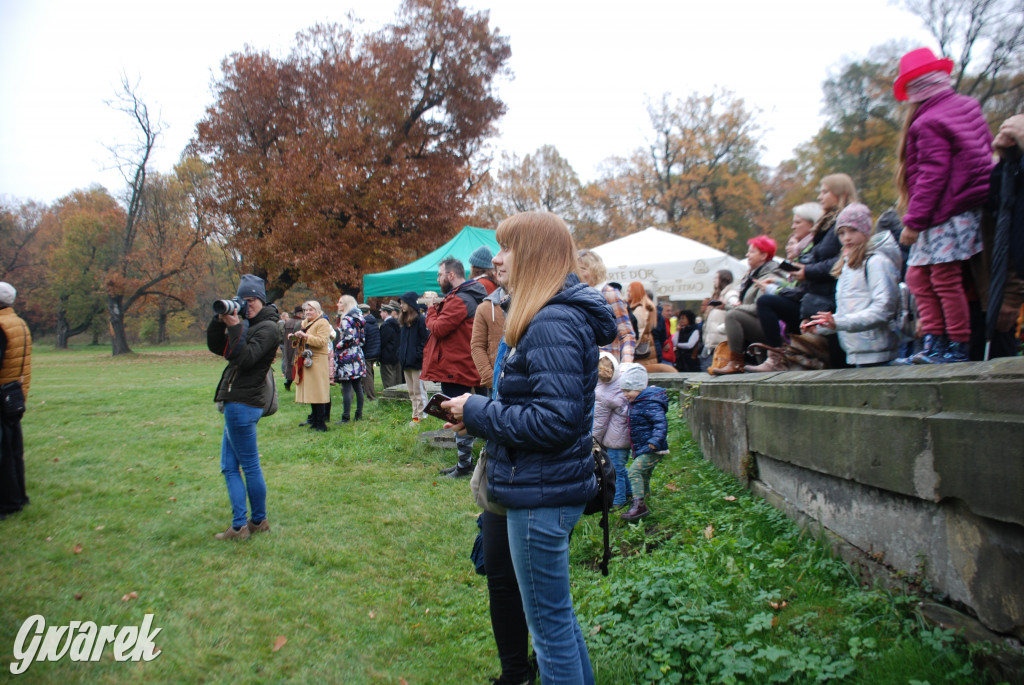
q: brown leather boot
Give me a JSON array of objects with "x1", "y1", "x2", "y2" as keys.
[
  {"x1": 709, "y1": 350, "x2": 745, "y2": 375},
  {"x1": 745, "y1": 348, "x2": 792, "y2": 373},
  {"x1": 621, "y1": 497, "x2": 649, "y2": 521}
]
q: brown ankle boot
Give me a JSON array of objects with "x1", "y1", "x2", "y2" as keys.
[
  {"x1": 621, "y1": 497, "x2": 649, "y2": 521},
  {"x1": 709, "y1": 350, "x2": 745, "y2": 375},
  {"x1": 745, "y1": 348, "x2": 792, "y2": 373}
]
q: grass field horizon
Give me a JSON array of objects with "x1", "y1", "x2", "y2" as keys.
[{"x1": 0, "y1": 344, "x2": 994, "y2": 684}]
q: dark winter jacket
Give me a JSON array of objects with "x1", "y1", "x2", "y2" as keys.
[
  {"x1": 422, "y1": 279, "x2": 488, "y2": 387},
  {"x1": 902, "y1": 90, "x2": 993, "y2": 232},
  {"x1": 208, "y1": 305, "x2": 281, "y2": 408},
  {"x1": 462, "y1": 276, "x2": 617, "y2": 510},
  {"x1": 627, "y1": 386, "x2": 669, "y2": 456},
  {"x1": 398, "y1": 313, "x2": 429, "y2": 370},
  {"x1": 379, "y1": 317, "x2": 400, "y2": 365},
  {"x1": 362, "y1": 312, "x2": 381, "y2": 360},
  {"x1": 797, "y1": 212, "x2": 842, "y2": 318}
]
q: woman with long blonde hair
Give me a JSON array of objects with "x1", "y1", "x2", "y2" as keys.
[
  {"x1": 748, "y1": 175, "x2": 857, "y2": 371},
  {"x1": 444, "y1": 212, "x2": 616, "y2": 685},
  {"x1": 291, "y1": 300, "x2": 332, "y2": 431}
]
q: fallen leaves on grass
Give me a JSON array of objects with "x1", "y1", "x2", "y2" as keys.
[
  {"x1": 724, "y1": 495, "x2": 737, "y2": 502},
  {"x1": 704, "y1": 524, "x2": 715, "y2": 540},
  {"x1": 665, "y1": 482, "x2": 679, "y2": 492},
  {"x1": 272, "y1": 636, "x2": 287, "y2": 652},
  {"x1": 73, "y1": 543, "x2": 83, "y2": 554},
  {"x1": 769, "y1": 600, "x2": 789, "y2": 611},
  {"x1": 121, "y1": 591, "x2": 138, "y2": 602}
]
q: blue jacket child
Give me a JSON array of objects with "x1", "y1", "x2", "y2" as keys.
[{"x1": 618, "y1": 363, "x2": 669, "y2": 521}]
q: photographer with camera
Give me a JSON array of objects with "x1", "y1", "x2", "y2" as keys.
[{"x1": 207, "y1": 274, "x2": 280, "y2": 541}]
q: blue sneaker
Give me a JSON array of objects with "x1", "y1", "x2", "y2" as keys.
[
  {"x1": 934, "y1": 340, "x2": 969, "y2": 363},
  {"x1": 911, "y1": 334, "x2": 947, "y2": 364}
]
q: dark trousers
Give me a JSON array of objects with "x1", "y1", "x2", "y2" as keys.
[
  {"x1": 0, "y1": 413, "x2": 28, "y2": 514},
  {"x1": 482, "y1": 510, "x2": 532, "y2": 682},
  {"x1": 310, "y1": 403, "x2": 329, "y2": 429},
  {"x1": 756, "y1": 294, "x2": 803, "y2": 348},
  {"x1": 380, "y1": 362, "x2": 403, "y2": 390},
  {"x1": 441, "y1": 382, "x2": 478, "y2": 469},
  {"x1": 362, "y1": 361, "x2": 377, "y2": 400}
]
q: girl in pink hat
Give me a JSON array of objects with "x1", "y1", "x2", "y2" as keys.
[{"x1": 892, "y1": 47, "x2": 994, "y2": 364}]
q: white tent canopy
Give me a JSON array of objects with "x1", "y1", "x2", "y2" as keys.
[{"x1": 589, "y1": 227, "x2": 748, "y2": 302}]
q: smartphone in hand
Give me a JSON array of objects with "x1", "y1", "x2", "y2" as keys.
[
  {"x1": 424, "y1": 393, "x2": 457, "y2": 423},
  {"x1": 778, "y1": 260, "x2": 800, "y2": 273}
]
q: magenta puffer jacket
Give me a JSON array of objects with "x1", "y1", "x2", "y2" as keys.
[
  {"x1": 905, "y1": 90, "x2": 991, "y2": 231},
  {"x1": 902, "y1": 90, "x2": 993, "y2": 232}
]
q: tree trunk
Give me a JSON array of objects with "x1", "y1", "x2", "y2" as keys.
[
  {"x1": 56, "y1": 307, "x2": 94, "y2": 349},
  {"x1": 56, "y1": 310, "x2": 69, "y2": 349},
  {"x1": 157, "y1": 307, "x2": 168, "y2": 344},
  {"x1": 107, "y1": 295, "x2": 132, "y2": 355}
]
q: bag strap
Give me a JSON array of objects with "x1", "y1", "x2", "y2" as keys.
[
  {"x1": 598, "y1": 449, "x2": 611, "y2": 576},
  {"x1": 18, "y1": 318, "x2": 29, "y2": 380}
]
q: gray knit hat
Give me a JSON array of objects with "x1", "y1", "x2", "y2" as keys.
[
  {"x1": 618, "y1": 363, "x2": 648, "y2": 391},
  {"x1": 236, "y1": 274, "x2": 267, "y2": 303},
  {"x1": 0, "y1": 282, "x2": 15, "y2": 307},
  {"x1": 469, "y1": 246, "x2": 494, "y2": 269}
]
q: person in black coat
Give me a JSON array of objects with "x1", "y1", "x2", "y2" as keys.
[
  {"x1": 360, "y1": 304, "x2": 381, "y2": 401},
  {"x1": 398, "y1": 292, "x2": 429, "y2": 425},
  {"x1": 755, "y1": 174, "x2": 857, "y2": 349},
  {"x1": 206, "y1": 274, "x2": 280, "y2": 541},
  {"x1": 378, "y1": 302, "x2": 403, "y2": 390}
]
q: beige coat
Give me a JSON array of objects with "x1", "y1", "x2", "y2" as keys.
[
  {"x1": 294, "y1": 317, "x2": 332, "y2": 404},
  {"x1": 471, "y1": 296, "x2": 506, "y2": 388}
]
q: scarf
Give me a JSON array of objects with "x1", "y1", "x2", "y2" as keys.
[{"x1": 906, "y1": 71, "x2": 953, "y2": 103}]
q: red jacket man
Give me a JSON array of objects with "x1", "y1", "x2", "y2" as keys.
[{"x1": 421, "y1": 258, "x2": 487, "y2": 387}]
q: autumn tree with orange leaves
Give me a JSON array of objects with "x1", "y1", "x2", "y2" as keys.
[
  {"x1": 194, "y1": 0, "x2": 511, "y2": 300},
  {"x1": 574, "y1": 90, "x2": 765, "y2": 256}
]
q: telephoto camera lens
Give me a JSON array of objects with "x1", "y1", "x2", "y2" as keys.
[{"x1": 213, "y1": 298, "x2": 242, "y2": 316}]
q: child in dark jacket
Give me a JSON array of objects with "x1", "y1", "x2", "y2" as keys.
[{"x1": 618, "y1": 363, "x2": 669, "y2": 521}]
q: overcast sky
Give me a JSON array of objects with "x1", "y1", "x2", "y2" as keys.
[{"x1": 0, "y1": 0, "x2": 935, "y2": 205}]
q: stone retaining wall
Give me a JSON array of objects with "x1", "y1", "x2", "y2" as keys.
[{"x1": 663, "y1": 358, "x2": 1024, "y2": 640}]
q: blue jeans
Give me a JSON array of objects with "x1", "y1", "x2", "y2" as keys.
[
  {"x1": 220, "y1": 402, "x2": 267, "y2": 528},
  {"x1": 507, "y1": 505, "x2": 594, "y2": 685},
  {"x1": 606, "y1": 448, "x2": 632, "y2": 506}
]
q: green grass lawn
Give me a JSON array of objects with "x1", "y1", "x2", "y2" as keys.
[{"x1": 0, "y1": 345, "x2": 995, "y2": 684}]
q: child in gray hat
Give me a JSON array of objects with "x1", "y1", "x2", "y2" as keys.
[{"x1": 617, "y1": 363, "x2": 669, "y2": 521}]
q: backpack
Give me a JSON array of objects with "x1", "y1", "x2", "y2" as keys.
[
  {"x1": 865, "y1": 256, "x2": 917, "y2": 340},
  {"x1": 585, "y1": 441, "x2": 617, "y2": 576}
]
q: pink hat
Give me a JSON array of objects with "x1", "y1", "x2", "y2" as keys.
[
  {"x1": 836, "y1": 203, "x2": 872, "y2": 238},
  {"x1": 893, "y1": 47, "x2": 953, "y2": 101}
]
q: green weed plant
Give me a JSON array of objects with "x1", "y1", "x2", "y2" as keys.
[{"x1": 0, "y1": 346, "x2": 993, "y2": 684}]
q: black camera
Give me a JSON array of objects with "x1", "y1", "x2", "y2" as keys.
[{"x1": 213, "y1": 297, "x2": 247, "y2": 318}]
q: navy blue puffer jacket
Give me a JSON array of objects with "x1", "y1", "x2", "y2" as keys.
[
  {"x1": 463, "y1": 277, "x2": 617, "y2": 509},
  {"x1": 627, "y1": 386, "x2": 669, "y2": 455}
]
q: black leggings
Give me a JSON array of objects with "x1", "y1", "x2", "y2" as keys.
[
  {"x1": 482, "y1": 510, "x2": 532, "y2": 682},
  {"x1": 756, "y1": 294, "x2": 802, "y2": 348},
  {"x1": 340, "y1": 379, "x2": 364, "y2": 419}
]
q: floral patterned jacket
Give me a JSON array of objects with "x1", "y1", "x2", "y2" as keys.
[{"x1": 334, "y1": 308, "x2": 366, "y2": 381}]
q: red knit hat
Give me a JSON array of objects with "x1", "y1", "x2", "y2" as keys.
[
  {"x1": 747, "y1": 235, "x2": 777, "y2": 261},
  {"x1": 893, "y1": 47, "x2": 953, "y2": 101}
]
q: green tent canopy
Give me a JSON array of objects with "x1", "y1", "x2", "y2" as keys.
[{"x1": 362, "y1": 226, "x2": 499, "y2": 298}]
